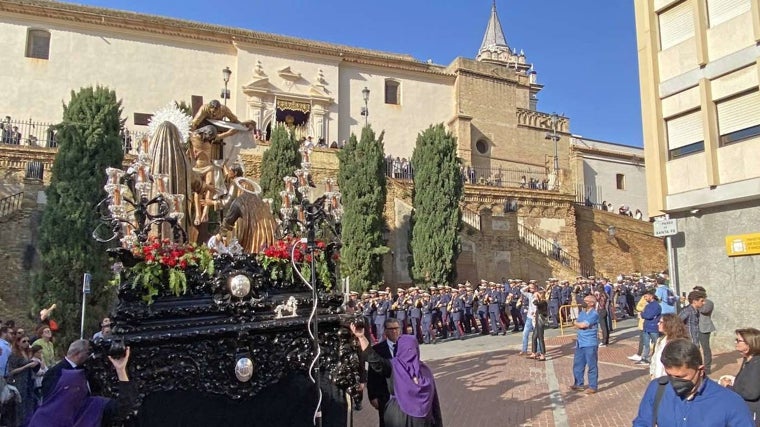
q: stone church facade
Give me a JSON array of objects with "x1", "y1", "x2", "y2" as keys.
[{"x1": 0, "y1": 0, "x2": 665, "y2": 287}]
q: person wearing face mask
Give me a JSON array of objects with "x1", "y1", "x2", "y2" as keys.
[{"x1": 633, "y1": 338, "x2": 754, "y2": 427}]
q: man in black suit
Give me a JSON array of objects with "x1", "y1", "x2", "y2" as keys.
[
  {"x1": 31, "y1": 339, "x2": 136, "y2": 427},
  {"x1": 365, "y1": 318, "x2": 401, "y2": 427}
]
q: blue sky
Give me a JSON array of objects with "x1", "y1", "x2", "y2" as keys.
[{"x1": 71, "y1": 0, "x2": 643, "y2": 147}]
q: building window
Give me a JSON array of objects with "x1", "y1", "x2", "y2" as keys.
[
  {"x1": 717, "y1": 89, "x2": 760, "y2": 146},
  {"x1": 658, "y1": 1, "x2": 694, "y2": 50},
  {"x1": 666, "y1": 110, "x2": 704, "y2": 159},
  {"x1": 669, "y1": 141, "x2": 705, "y2": 159},
  {"x1": 475, "y1": 139, "x2": 489, "y2": 154},
  {"x1": 384, "y1": 80, "x2": 400, "y2": 105},
  {"x1": 707, "y1": 0, "x2": 751, "y2": 27},
  {"x1": 25, "y1": 29, "x2": 50, "y2": 60},
  {"x1": 616, "y1": 174, "x2": 625, "y2": 190}
]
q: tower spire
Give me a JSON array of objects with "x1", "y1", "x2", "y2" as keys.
[{"x1": 478, "y1": 0, "x2": 509, "y2": 56}]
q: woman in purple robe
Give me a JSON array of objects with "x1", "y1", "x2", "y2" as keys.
[{"x1": 351, "y1": 324, "x2": 443, "y2": 427}]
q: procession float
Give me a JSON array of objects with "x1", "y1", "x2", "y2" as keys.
[{"x1": 88, "y1": 104, "x2": 362, "y2": 426}]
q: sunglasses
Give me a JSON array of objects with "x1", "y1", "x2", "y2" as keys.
[{"x1": 20, "y1": 339, "x2": 29, "y2": 343}]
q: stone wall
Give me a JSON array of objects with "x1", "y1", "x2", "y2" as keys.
[
  {"x1": 574, "y1": 205, "x2": 667, "y2": 279},
  {"x1": 0, "y1": 179, "x2": 45, "y2": 330}
]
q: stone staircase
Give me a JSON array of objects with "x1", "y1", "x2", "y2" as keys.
[{"x1": 516, "y1": 223, "x2": 595, "y2": 278}]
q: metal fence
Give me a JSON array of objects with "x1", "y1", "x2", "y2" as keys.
[
  {"x1": 0, "y1": 117, "x2": 57, "y2": 148},
  {"x1": 0, "y1": 116, "x2": 147, "y2": 154},
  {"x1": 383, "y1": 158, "x2": 552, "y2": 190}
]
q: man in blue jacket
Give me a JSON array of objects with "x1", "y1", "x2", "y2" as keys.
[
  {"x1": 633, "y1": 338, "x2": 753, "y2": 426},
  {"x1": 636, "y1": 288, "x2": 662, "y2": 366}
]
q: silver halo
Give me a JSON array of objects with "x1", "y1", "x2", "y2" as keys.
[{"x1": 234, "y1": 177, "x2": 262, "y2": 196}]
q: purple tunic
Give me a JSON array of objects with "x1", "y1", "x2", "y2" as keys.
[{"x1": 29, "y1": 369, "x2": 110, "y2": 427}]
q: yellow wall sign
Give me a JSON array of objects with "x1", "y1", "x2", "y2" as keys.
[{"x1": 726, "y1": 233, "x2": 760, "y2": 257}]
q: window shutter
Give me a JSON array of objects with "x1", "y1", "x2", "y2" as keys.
[
  {"x1": 707, "y1": 0, "x2": 751, "y2": 27},
  {"x1": 659, "y1": 1, "x2": 695, "y2": 50},
  {"x1": 666, "y1": 110, "x2": 704, "y2": 149},
  {"x1": 717, "y1": 91, "x2": 760, "y2": 135}
]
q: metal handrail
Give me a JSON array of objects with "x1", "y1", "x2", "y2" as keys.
[
  {"x1": 0, "y1": 192, "x2": 23, "y2": 219},
  {"x1": 517, "y1": 223, "x2": 595, "y2": 277},
  {"x1": 461, "y1": 206, "x2": 481, "y2": 231}
]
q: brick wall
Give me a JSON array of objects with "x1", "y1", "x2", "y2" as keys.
[
  {"x1": 575, "y1": 205, "x2": 667, "y2": 278},
  {"x1": 0, "y1": 179, "x2": 45, "y2": 331}
]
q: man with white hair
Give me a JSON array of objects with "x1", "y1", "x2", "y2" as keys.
[{"x1": 570, "y1": 294, "x2": 600, "y2": 394}]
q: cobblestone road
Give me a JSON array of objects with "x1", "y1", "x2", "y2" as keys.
[{"x1": 351, "y1": 320, "x2": 742, "y2": 427}]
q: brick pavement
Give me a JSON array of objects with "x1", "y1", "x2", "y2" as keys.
[{"x1": 351, "y1": 322, "x2": 743, "y2": 427}]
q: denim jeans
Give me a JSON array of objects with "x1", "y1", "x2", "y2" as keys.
[
  {"x1": 522, "y1": 317, "x2": 535, "y2": 352},
  {"x1": 573, "y1": 345, "x2": 599, "y2": 390},
  {"x1": 641, "y1": 331, "x2": 659, "y2": 362}
]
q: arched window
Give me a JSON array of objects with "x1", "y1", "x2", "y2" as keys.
[
  {"x1": 26, "y1": 29, "x2": 51, "y2": 60},
  {"x1": 384, "y1": 79, "x2": 400, "y2": 105}
]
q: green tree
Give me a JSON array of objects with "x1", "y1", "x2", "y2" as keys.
[
  {"x1": 174, "y1": 100, "x2": 192, "y2": 117},
  {"x1": 32, "y1": 86, "x2": 124, "y2": 348},
  {"x1": 259, "y1": 125, "x2": 301, "y2": 213},
  {"x1": 337, "y1": 126, "x2": 388, "y2": 291},
  {"x1": 409, "y1": 124, "x2": 463, "y2": 285}
]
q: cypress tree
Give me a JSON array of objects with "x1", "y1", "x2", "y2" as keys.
[
  {"x1": 409, "y1": 124, "x2": 463, "y2": 285},
  {"x1": 259, "y1": 125, "x2": 301, "y2": 213},
  {"x1": 33, "y1": 86, "x2": 124, "y2": 347},
  {"x1": 337, "y1": 126, "x2": 388, "y2": 291}
]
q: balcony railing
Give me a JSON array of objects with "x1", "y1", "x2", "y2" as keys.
[
  {"x1": 0, "y1": 116, "x2": 146, "y2": 154},
  {"x1": 1, "y1": 118, "x2": 57, "y2": 148},
  {"x1": 384, "y1": 159, "x2": 553, "y2": 191}
]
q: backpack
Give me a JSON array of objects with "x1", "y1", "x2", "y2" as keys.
[{"x1": 664, "y1": 287, "x2": 678, "y2": 306}]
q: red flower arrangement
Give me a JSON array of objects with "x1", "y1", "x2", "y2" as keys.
[
  {"x1": 129, "y1": 236, "x2": 214, "y2": 304},
  {"x1": 260, "y1": 237, "x2": 336, "y2": 289}
]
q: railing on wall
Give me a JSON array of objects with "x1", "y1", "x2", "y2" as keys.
[
  {"x1": 574, "y1": 183, "x2": 604, "y2": 209},
  {"x1": 0, "y1": 116, "x2": 146, "y2": 154},
  {"x1": 461, "y1": 206, "x2": 481, "y2": 231},
  {"x1": 383, "y1": 158, "x2": 552, "y2": 191},
  {"x1": 0, "y1": 192, "x2": 23, "y2": 220},
  {"x1": 517, "y1": 223, "x2": 595, "y2": 277},
  {"x1": 1, "y1": 118, "x2": 57, "y2": 148}
]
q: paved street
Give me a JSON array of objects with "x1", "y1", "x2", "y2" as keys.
[{"x1": 351, "y1": 319, "x2": 742, "y2": 427}]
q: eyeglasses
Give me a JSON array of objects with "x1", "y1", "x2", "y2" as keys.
[{"x1": 386, "y1": 327, "x2": 400, "y2": 330}]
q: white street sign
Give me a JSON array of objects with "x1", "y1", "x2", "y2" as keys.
[{"x1": 654, "y1": 219, "x2": 678, "y2": 237}]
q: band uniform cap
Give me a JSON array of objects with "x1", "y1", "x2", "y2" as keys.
[
  {"x1": 397, "y1": 288, "x2": 405, "y2": 293},
  {"x1": 349, "y1": 291, "x2": 359, "y2": 296},
  {"x1": 529, "y1": 279, "x2": 537, "y2": 283},
  {"x1": 378, "y1": 291, "x2": 388, "y2": 295}
]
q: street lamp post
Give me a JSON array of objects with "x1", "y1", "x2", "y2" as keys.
[
  {"x1": 360, "y1": 86, "x2": 370, "y2": 127},
  {"x1": 221, "y1": 66, "x2": 232, "y2": 106},
  {"x1": 545, "y1": 112, "x2": 561, "y2": 190}
]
